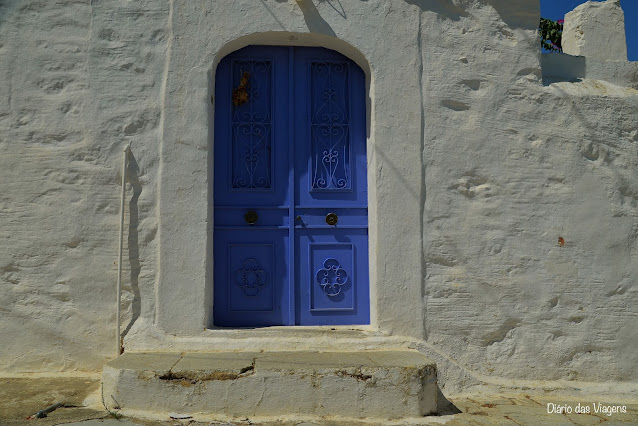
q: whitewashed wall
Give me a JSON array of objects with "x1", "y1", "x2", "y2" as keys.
[
  {"x1": 0, "y1": 0, "x2": 168, "y2": 372},
  {"x1": 1, "y1": 0, "x2": 637, "y2": 393}
]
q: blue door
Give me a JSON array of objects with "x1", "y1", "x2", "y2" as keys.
[{"x1": 213, "y1": 46, "x2": 368, "y2": 327}]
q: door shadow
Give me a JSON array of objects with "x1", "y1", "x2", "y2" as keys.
[{"x1": 122, "y1": 149, "x2": 142, "y2": 339}]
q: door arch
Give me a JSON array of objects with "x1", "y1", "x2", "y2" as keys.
[{"x1": 213, "y1": 45, "x2": 368, "y2": 327}]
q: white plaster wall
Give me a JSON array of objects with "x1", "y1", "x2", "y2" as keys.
[
  {"x1": 542, "y1": 52, "x2": 638, "y2": 89},
  {"x1": 1, "y1": 0, "x2": 637, "y2": 393},
  {"x1": 418, "y1": 1, "x2": 638, "y2": 385},
  {"x1": 562, "y1": 0, "x2": 627, "y2": 61},
  {"x1": 0, "y1": 0, "x2": 168, "y2": 372}
]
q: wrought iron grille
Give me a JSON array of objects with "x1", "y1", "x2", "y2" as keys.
[
  {"x1": 310, "y1": 61, "x2": 351, "y2": 190},
  {"x1": 231, "y1": 60, "x2": 273, "y2": 190}
]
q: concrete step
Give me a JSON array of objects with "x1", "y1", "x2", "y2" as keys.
[{"x1": 102, "y1": 350, "x2": 437, "y2": 421}]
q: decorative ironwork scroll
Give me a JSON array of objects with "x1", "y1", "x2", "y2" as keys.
[
  {"x1": 235, "y1": 258, "x2": 269, "y2": 296},
  {"x1": 231, "y1": 60, "x2": 272, "y2": 190},
  {"x1": 315, "y1": 258, "x2": 348, "y2": 297},
  {"x1": 310, "y1": 62, "x2": 351, "y2": 190}
]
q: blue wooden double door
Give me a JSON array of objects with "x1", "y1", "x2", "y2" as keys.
[{"x1": 213, "y1": 46, "x2": 369, "y2": 327}]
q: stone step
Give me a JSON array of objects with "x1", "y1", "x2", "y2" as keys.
[{"x1": 102, "y1": 350, "x2": 437, "y2": 421}]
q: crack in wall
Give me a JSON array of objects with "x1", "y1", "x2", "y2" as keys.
[
  {"x1": 158, "y1": 357, "x2": 256, "y2": 384},
  {"x1": 336, "y1": 367, "x2": 373, "y2": 382}
]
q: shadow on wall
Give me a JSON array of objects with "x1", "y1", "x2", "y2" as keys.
[
  {"x1": 404, "y1": 0, "x2": 469, "y2": 21},
  {"x1": 437, "y1": 384, "x2": 463, "y2": 415},
  {"x1": 320, "y1": 0, "x2": 347, "y2": 19},
  {"x1": 404, "y1": 0, "x2": 540, "y2": 29},
  {"x1": 122, "y1": 149, "x2": 142, "y2": 339},
  {"x1": 541, "y1": 53, "x2": 586, "y2": 85},
  {"x1": 268, "y1": 0, "x2": 348, "y2": 18},
  {"x1": 297, "y1": 0, "x2": 337, "y2": 36},
  {"x1": 264, "y1": 0, "x2": 338, "y2": 36},
  {"x1": 484, "y1": 0, "x2": 540, "y2": 30}
]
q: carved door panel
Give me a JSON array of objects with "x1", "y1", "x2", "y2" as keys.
[
  {"x1": 213, "y1": 46, "x2": 368, "y2": 327},
  {"x1": 293, "y1": 48, "x2": 369, "y2": 325}
]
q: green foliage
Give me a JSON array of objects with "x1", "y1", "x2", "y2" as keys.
[{"x1": 540, "y1": 17, "x2": 563, "y2": 52}]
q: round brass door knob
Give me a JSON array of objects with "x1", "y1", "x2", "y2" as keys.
[
  {"x1": 325, "y1": 212, "x2": 338, "y2": 226},
  {"x1": 244, "y1": 210, "x2": 258, "y2": 225}
]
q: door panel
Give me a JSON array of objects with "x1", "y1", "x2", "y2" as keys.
[
  {"x1": 214, "y1": 47, "x2": 290, "y2": 327},
  {"x1": 293, "y1": 48, "x2": 369, "y2": 325},
  {"x1": 296, "y1": 231, "x2": 369, "y2": 325},
  {"x1": 213, "y1": 46, "x2": 368, "y2": 327},
  {"x1": 214, "y1": 47, "x2": 290, "y2": 207},
  {"x1": 214, "y1": 230, "x2": 291, "y2": 326},
  {"x1": 294, "y1": 48, "x2": 368, "y2": 207}
]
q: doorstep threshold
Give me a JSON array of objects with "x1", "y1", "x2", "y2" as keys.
[{"x1": 102, "y1": 349, "x2": 438, "y2": 420}]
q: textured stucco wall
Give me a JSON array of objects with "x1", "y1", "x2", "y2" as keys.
[
  {"x1": 562, "y1": 0, "x2": 627, "y2": 61},
  {"x1": 418, "y1": 1, "x2": 638, "y2": 385},
  {"x1": 1, "y1": 0, "x2": 637, "y2": 393},
  {"x1": 0, "y1": 0, "x2": 168, "y2": 372}
]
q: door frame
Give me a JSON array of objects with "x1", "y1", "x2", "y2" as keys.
[{"x1": 153, "y1": 25, "x2": 426, "y2": 345}]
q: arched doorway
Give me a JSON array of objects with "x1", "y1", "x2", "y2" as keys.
[{"x1": 213, "y1": 45, "x2": 369, "y2": 327}]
